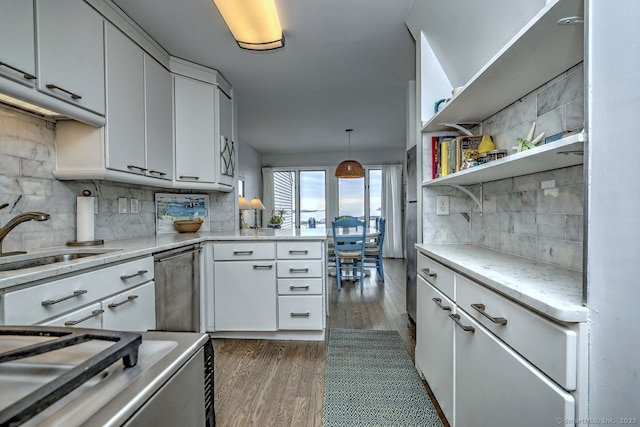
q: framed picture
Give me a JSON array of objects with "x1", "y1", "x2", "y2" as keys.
[{"x1": 155, "y1": 193, "x2": 210, "y2": 234}]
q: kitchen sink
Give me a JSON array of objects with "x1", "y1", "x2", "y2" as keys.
[{"x1": 0, "y1": 249, "x2": 120, "y2": 272}]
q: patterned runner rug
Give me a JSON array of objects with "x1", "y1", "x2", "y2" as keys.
[{"x1": 322, "y1": 329, "x2": 444, "y2": 426}]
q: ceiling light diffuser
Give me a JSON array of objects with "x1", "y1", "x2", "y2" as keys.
[{"x1": 213, "y1": 0, "x2": 285, "y2": 51}]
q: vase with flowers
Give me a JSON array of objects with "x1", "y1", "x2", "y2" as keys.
[{"x1": 268, "y1": 209, "x2": 285, "y2": 228}]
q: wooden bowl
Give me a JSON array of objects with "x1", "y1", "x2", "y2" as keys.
[{"x1": 173, "y1": 219, "x2": 203, "y2": 233}]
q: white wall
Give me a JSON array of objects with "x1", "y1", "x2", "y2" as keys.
[
  {"x1": 261, "y1": 148, "x2": 403, "y2": 168},
  {"x1": 237, "y1": 140, "x2": 262, "y2": 228},
  {"x1": 586, "y1": 1, "x2": 640, "y2": 419}
]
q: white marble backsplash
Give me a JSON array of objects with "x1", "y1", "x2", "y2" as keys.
[
  {"x1": 0, "y1": 108, "x2": 235, "y2": 253},
  {"x1": 423, "y1": 64, "x2": 585, "y2": 271}
]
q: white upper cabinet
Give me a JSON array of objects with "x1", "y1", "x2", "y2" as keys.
[
  {"x1": 105, "y1": 22, "x2": 145, "y2": 175},
  {"x1": 0, "y1": 1, "x2": 36, "y2": 87},
  {"x1": 145, "y1": 54, "x2": 173, "y2": 181},
  {"x1": 174, "y1": 75, "x2": 217, "y2": 184},
  {"x1": 35, "y1": 0, "x2": 105, "y2": 116},
  {"x1": 216, "y1": 88, "x2": 236, "y2": 187}
]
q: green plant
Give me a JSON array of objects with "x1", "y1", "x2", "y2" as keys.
[{"x1": 269, "y1": 208, "x2": 285, "y2": 224}]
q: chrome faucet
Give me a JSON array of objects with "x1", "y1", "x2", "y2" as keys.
[{"x1": 0, "y1": 211, "x2": 51, "y2": 256}]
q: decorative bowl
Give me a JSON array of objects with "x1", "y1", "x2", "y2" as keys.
[{"x1": 173, "y1": 219, "x2": 203, "y2": 233}]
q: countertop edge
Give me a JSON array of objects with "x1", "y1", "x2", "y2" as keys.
[{"x1": 415, "y1": 243, "x2": 587, "y2": 323}]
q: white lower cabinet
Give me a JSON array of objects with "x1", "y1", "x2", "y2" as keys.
[
  {"x1": 102, "y1": 281, "x2": 156, "y2": 331},
  {"x1": 455, "y1": 310, "x2": 574, "y2": 427},
  {"x1": 416, "y1": 276, "x2": 454, "y2": 423},
  {"x1": 214, "y1": 260, "x2": 277, "y2": 331},
  {"x1": 40, "y1": 303, "x2": 103, "y2": 329}
]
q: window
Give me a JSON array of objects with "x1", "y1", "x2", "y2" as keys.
[
  {"x1": 273, "y1": 171, "x2": 295, "y2": 229},
  {"x1": 368, "y1": 169, "x2": 382, "y2": 228},
  {"x1": 337, "y1": 168, "x2": 381, "y2": 227},
  {"x1": 300, "y1": 170, "x2": 326, "y2": 229}
]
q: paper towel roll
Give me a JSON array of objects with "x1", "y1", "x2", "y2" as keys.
[{"x1": 77, "y1": 196, "x2": 95, "y2": 242}]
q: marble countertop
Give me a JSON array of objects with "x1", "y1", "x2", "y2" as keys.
[
  {"x1": 415, "y1": 243, "x2": 587, "y2": 323},
  {"x1": 0, "y1": 229, "x2": 326, "y2": 291}
]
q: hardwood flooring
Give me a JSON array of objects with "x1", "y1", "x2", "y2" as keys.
[{"x1": 213, "y1": 259, "x2": 447, "y2": 426}]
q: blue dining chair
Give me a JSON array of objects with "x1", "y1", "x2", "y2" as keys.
[
  {"x1": 361, "y1": 217, "x2": 385, "y2": 281},
  {"x1": 331, "y1": 217, "x2": 366, "y2": 291}
]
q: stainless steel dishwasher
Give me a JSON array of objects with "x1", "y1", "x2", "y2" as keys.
[{"x1": 153, "y1": 244, "x2": 202, "y2": 332}]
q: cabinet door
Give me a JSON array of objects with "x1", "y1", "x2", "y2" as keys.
[
  {"x1": 416, "y1": 276, "x2": 454, "y2": 424},
  {"x1": 0, "y1": 0, "x2": 36, "y2": 86},
  {"x1": 35, "y1": 0, "x2": 105, "y2": 115},
  {"x1": 102, "y1": 282, "x2": 156, "y2": 332},
  {"x1": 214, "y1": 261, "x2": 276, "y2": 331},
  {"x1": 104, "y1": 23, "x2": 145, "y2": 174},
  {"x1": 455, "y1": 310, "x2": 574, "y2": 427},
  {"x1": 39, "y1": 303, "x2": 103, "y2": 329},
  {"x1": 216, "y1": 88, "x2": 235, "y2": 186},
  {"x1": 145, "y1": 54, "x2": 173, "y2": 181},
  {"x1": 174, "y1": 75, "x2": 216, "y2": 183}
]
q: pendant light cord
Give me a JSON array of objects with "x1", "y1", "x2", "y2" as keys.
[{"x1": 346, "y1": 128, "x2": 353, "y2": 159}]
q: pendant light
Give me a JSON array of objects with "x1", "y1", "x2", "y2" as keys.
[{"x1": 335, "y1": 129, "x2": 365, "y2": 178}]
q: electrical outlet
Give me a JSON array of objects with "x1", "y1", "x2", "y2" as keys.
[
  {"x1": 118, "y1": 197, "x2": 128, "y2": 214},
  {"x1": 541, "y1": 179, "x2": 555, "y2": 189},
  {"x1": 130, "y1": 198, "x2": 139, "y2": 214},
  {"x1": 436, "y1": 196, "x2": 450, "y2": 215}
]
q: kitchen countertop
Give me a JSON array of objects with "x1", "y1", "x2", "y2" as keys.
[
  {"x1": 415, "y1": 243, "x2": 587, "y2": 323},
  {"x1": 0, "y1": 228, "x2": 327, "y2": 291}
]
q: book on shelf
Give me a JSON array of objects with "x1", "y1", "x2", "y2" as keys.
[
  {"x1": 432, "y1": 135, "x2": 458, "y2": 178},
  {"x1": 456, "y1": 135, "x2": 484, "y2": 171}
]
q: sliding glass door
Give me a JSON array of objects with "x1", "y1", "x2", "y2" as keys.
[{"x1": 337, "y1": 168, "x2": 381, "y2": 228}]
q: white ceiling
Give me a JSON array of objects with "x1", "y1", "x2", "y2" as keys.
[{"x1": 110, "y1": 0, "x2": 416, "y2": 156}]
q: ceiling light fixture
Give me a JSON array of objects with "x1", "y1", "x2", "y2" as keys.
[
  {"x1": 213, "y1": 0, "x2": 285, "y2": 51},
  {"x1": 335, "y1": 129, "x2": 365, "y2": 179}
]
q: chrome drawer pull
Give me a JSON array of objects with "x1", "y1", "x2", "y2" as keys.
[
  {"x1": 179, "y1": 175, "x2": 200, "y2": 180},
  {"x1": 289, "y1": 249, "x2": 309, "y2": 254},
  {"x1": 290, "y1": 312, "x2": 310, "y2": 318},
  {"x1": 45, "y1": 83, "x2": 81, "y2": 99},
  {"x1": 127, "y1": 165, "x2": 148, "y2": 173},
  {"x1": 64, "y1": 309, "x2": 104, "y2": 326},
  {"x1": 421, "y1": 268, "x2": 437, "y2": 278},
  {"x1": 0, "y1": 61, "x2": 37, "y2": 80},
  {"x1": 290, "y1": 285, "x2": 310, "y2": 291},
  {"x1": 42, "y1": 290, "x2": 87, "y2": 306},
  {"x1": 120, "y1": 270, "x2": 148, "y2": 280},
  {"x1": 108, "y1": 295, "x2": 138, "y2": 309},
  {"x1": 432, "y1": 297, "x2": 451, "y2": 311},
  {"x1": 449, "y1": 313, "x2": 475, "y2": 333},
  {"x1": 233, "y1": 250, "x2": 254, "y2": 255},
  {"x1": 148, "y1": 170, "x2": 167, "y2": 177},
  {"x1": 289, "y1": 268, "x2": 309, "y2": 273},
  {"x1": 471, "y1": 303, "x2": 508, "y2": 325},
  {"x1": 253, "y1": 264, "x2": 273, "y2": 269}
]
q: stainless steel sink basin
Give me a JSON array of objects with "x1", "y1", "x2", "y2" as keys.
[{"x1": 0, "y1": 249, "x2": 119, "y2": 272}]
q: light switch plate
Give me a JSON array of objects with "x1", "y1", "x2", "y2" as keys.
[
  {"x1": 130, "y1": 198, "x2": 139, "y2": 214},
  {"x1": 118, "y1": 197, "x2": 128, "y2": 214},
  {"x1": 436, "y1": 196, "x2": 450, "y2": 215}
]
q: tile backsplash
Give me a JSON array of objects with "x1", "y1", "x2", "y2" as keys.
[
  {"x1": 422, "y1": 64, "x2": 584, "y2": 271},
  {"x1": 0, "y1": 108, "x2": 234, "y2": 253}
]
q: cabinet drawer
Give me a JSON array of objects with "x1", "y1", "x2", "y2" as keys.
[
  {"x1": 278, "y1": 278, "x2": 323, "y2": 295},
  {"x1": 213, "y1": 242, "x2": 275, "y2": 260},
  {"x1": 276, "y1": 241, "x2": 323, "y2": 259},
  {"x1": 277, "y1": 260, "x2": 323, "y2": 278},
  {"x1": 1, "y1": 257, "x2": 154, "y2": 325},
  {"x1": 456, "y1": 274, "x2": 577, "y2": 390},
  {"x1": 39, "y1": 303, "x2": 103, "y2": 329},
  {"x1": 278, "y1": 295, "x2": 323, "y2": 330},
  {"x1": 417, "y1": 252, "x2": 455, "y2": 299},
  {"x1": 102, "y1": 282, "x2": 156, "y2": 332}
]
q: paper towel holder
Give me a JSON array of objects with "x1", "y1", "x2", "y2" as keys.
[{"x1": 67, "y1": 189, "x2": 104, "y2": 246}]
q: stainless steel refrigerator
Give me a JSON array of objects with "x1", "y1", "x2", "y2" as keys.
[{"x1": 405, "y1": 145, "x2": 418, "y2": 322}]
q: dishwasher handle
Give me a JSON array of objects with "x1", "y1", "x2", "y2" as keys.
[{"x1": 154, "y1": 246, "x2": 202, "y2": 263}]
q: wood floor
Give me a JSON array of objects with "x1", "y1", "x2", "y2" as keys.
[{"x1": 213, "y1": 259, "x2": 445, "y2": 426}]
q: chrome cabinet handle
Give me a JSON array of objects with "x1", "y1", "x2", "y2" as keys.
[
  {"x1": 0, "y1": 61, "x2": 36, "y2": 80},
  {"x1": 42, "y1": 290, "x2": 87, "y2": 306},
  {"x1": 179, "y1": 175, "x2": 200, "y2": 180},
  {"x1": 108, "y1": 295, "x2": 138, "y2": 309},
  {"x1": 148, "y1": 170, "x2": 167, "y2": 177},
  {"x1": 64, "y1": 309, "x2": 104, "y2": 326},
  {"x1": 432, "y1": 297, "x2": 452, "y2": 311},
  {"x1": 127, "y1": 165, "x2": 148, "y2": 173},
  {"x1": 253, "y1": 264, "x2": 273, "y2": 269},
  {"x1": 45, "y1": 83, "x2": 81, "y2": 100},
  {"x1": 449, "y1": 313, "x2": 475, "y2": 333},
  {"x1": 290, "y1": 285, "x2": 310, "y2": 291},
  {"x1": 289, "y1": 268, "x2": 309, "y2": 273},
  {"x1": 421, "y1": 268, "x2": 437, "y2": 278},
  {"x1": 233, "y1": 250, "x2": 254, "y2": 255},
  {"x1": 120, "y1": 270, "x2": 148, "y2": 280},
  {"x1": 289, "y1": 249, "x2": 309, "y2": 254},
  {"x1": 290, "y1": 312, "x2": 310, "y2": 318},
  {"x1": 471, "y1": 303, "x2": 507, "y2": 325}
]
